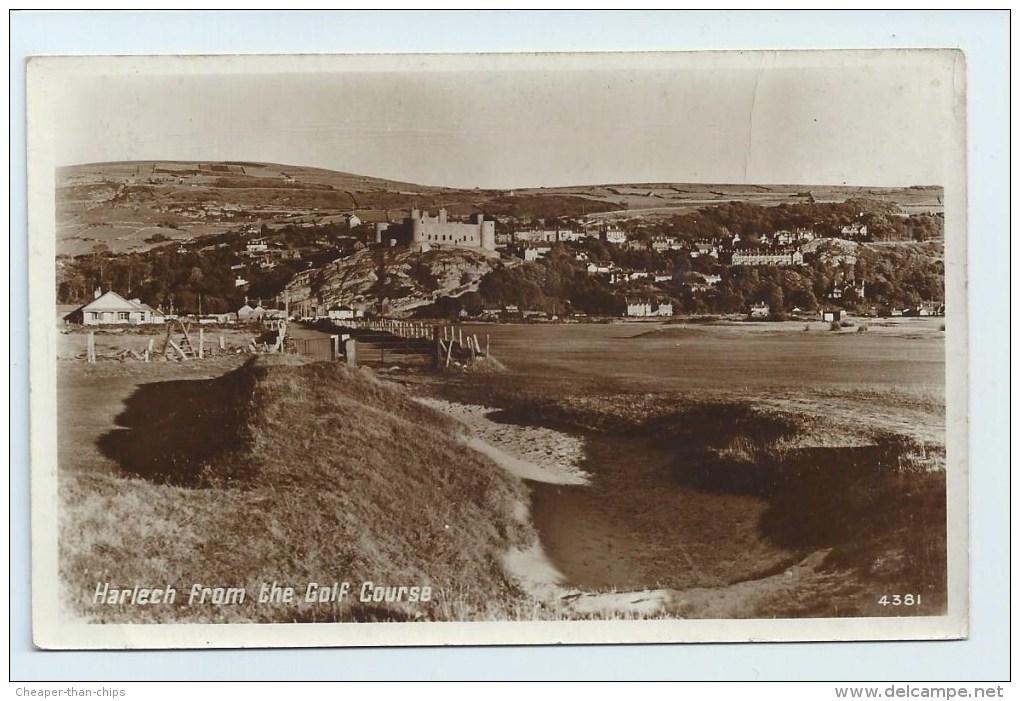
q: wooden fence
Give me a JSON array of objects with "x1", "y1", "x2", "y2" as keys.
[{"x1": 342, "y1": 320, "x2": 490, "y2": 368}]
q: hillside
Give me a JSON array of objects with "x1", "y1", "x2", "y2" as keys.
[
  {"x1": 527, "y1": 183, "x2": 943, "y2": 222},
  {"x1": 284, "y1": 245, "x2": 509, "y2": 316},
  {"x1": 62, "y1": 356, "x2": 534, "y2": 623},
  {"x1": 56, "y1": 160, "x2": 471, "y2": 257},
  {"x1": 56, "y1": 160, "x2": 944, "y2": 257}
]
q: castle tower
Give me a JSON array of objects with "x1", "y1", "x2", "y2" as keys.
[
  {"x1": 411, "y1": 216, "x2": 424, "y2": 245},
  {"x1": 408, "y1": 209, "x2": 430, "y2": 252},
  {"x1": 481, "y1": 220, "x2": 496, "y2": 251}
]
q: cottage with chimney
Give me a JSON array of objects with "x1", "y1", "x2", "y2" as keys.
[{"x1": 64, "y1": 289, "x2": 165, "y2": 326}]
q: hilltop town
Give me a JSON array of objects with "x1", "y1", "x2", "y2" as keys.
[{"x1": 57, "y1": 161, "x2": 945, "y2": 326}]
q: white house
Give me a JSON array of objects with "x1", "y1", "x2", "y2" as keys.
[
  {"x1": 523, "y1": 246, "x2": 552, "y2": 262},
  {"x1": 556, "y1": 231, "x2": 589, "y2": 242},
  {"x1": 626, "y1": 301, "x2": 653, "y2": 317},
  {"x1": 731, "y1": 250, "x2": 805, "y2": 267},
  {"x1": 604, "y1": 228, "x2": 627, "y2": 244},
  {"x1": 840, "y1": 223, "x2": 868, "y2": 238},
  {"x1": 691, "y1": 242, "x2": 719, "y2": 258},
  {"x1": 237, "y1": 303, "x2": 264, "y2": 320},
  {"x1": 514, "y1": 229, "x2": 561, "y2": 243},
  {"x1": 651, "y1": 237, "x2": 682, "y2": 252},
  {"x1": 328, "y1": 305, "x2": 356, "y2": 321},
  {"x1": 246, "y1": 238, "x2": 269, "y2": 253},
  {"x1": 64, "y1": 290, "x2": 165, "y2": 326}
]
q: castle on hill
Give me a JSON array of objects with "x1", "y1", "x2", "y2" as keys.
[{"x1": 375, "y1": 208, "x2": 496, "y2": 254}]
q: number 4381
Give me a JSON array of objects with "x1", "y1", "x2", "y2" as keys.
[{"x1": 878, "y1": 594, "x2": 920, "y2": 606}]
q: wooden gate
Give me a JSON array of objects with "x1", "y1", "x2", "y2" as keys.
[{"x1": 292, "y1": 336, "x2": 338, "y2": 362}]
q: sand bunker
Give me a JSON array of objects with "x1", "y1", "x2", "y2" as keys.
[
  {"x1": 504, "y1": 544, "x2": 834, "y2": 619},
  {"x1": 414, "y1": 397, "x2": 590, "y2": 486}
]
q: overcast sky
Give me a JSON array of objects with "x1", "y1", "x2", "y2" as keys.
[{"x1": 43, "y1": 51, "x2": 962, "y2": 189}]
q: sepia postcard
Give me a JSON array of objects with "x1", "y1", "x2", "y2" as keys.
[{"x1": 28, "y1": 50, "x2": 968, "y2": 649}]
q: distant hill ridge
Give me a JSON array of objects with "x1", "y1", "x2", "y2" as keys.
[
  {"x1": 59, "y1": 159, "x2": 944, "y2": 194},
  {"x1": 55, "y1": 160, "x2": 943, "y2": 258}
]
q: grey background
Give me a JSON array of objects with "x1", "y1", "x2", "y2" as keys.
[{"x1": 10, "y1": 10, "x2": 1009, "y2": 681}]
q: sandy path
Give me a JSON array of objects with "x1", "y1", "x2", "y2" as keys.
[{"x1": 414, "y1": 397, "x2": 590, "y2": 486}]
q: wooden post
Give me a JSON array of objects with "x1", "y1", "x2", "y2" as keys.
[
  {"x1": 433, "y1": 327, "x2": 443, "y2": 368},
  {"x1": 219, "y1": 335, "x2": 225, "y2": 352},
  {"x1": 458, "y1": 328, "x2": 463, "y2": 347},
  {"x1": 168, "y1": 339, "x2": 188, "y2": 360},
  {"x1": 198, "y1": 328, "x2": 204, "y2": 359},
  {"x1": 344, "y1": 337, "x2": 357, "y2": 367},
  {"x1": 145, "y1": 338, "x2": 154, "y2": 363},
  {"x1": 473, "y1": 334, "x2": 480, "y2": 356},
  {"x1": 445, "y1": 337, "x2": 454, "y2": 368},
  {"x1": 86, "y1": 332, "x2": 96, "y2": 363},
  {"x1": 485, "y1": 334, "x2": 490, "y2": 357},
  {"x1": 159, "y1": 323, "x2": 173, "y2": 356},
  {"x1": 331, "y1": 335, "x2": 340, "y2": 361}
]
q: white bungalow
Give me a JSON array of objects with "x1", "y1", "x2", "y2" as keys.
[{"x1": 64, "y1": 290, "x2": 165, "y2": 326}]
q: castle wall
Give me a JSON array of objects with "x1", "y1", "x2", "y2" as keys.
[
  {"x1": 395, "y1": 209, "x2": 496, "y2": 252},
  {"x1": 420, "y1": 221, "x2": 485, "y2": 247}
]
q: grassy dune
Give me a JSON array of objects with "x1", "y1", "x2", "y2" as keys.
[{"x1": 61, "y1": 356, "x2": 534, "y2": 623}]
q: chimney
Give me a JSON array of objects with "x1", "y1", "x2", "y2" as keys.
[{"x1": 93, "y1": 287, "x2": 102, "y2": 299}]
